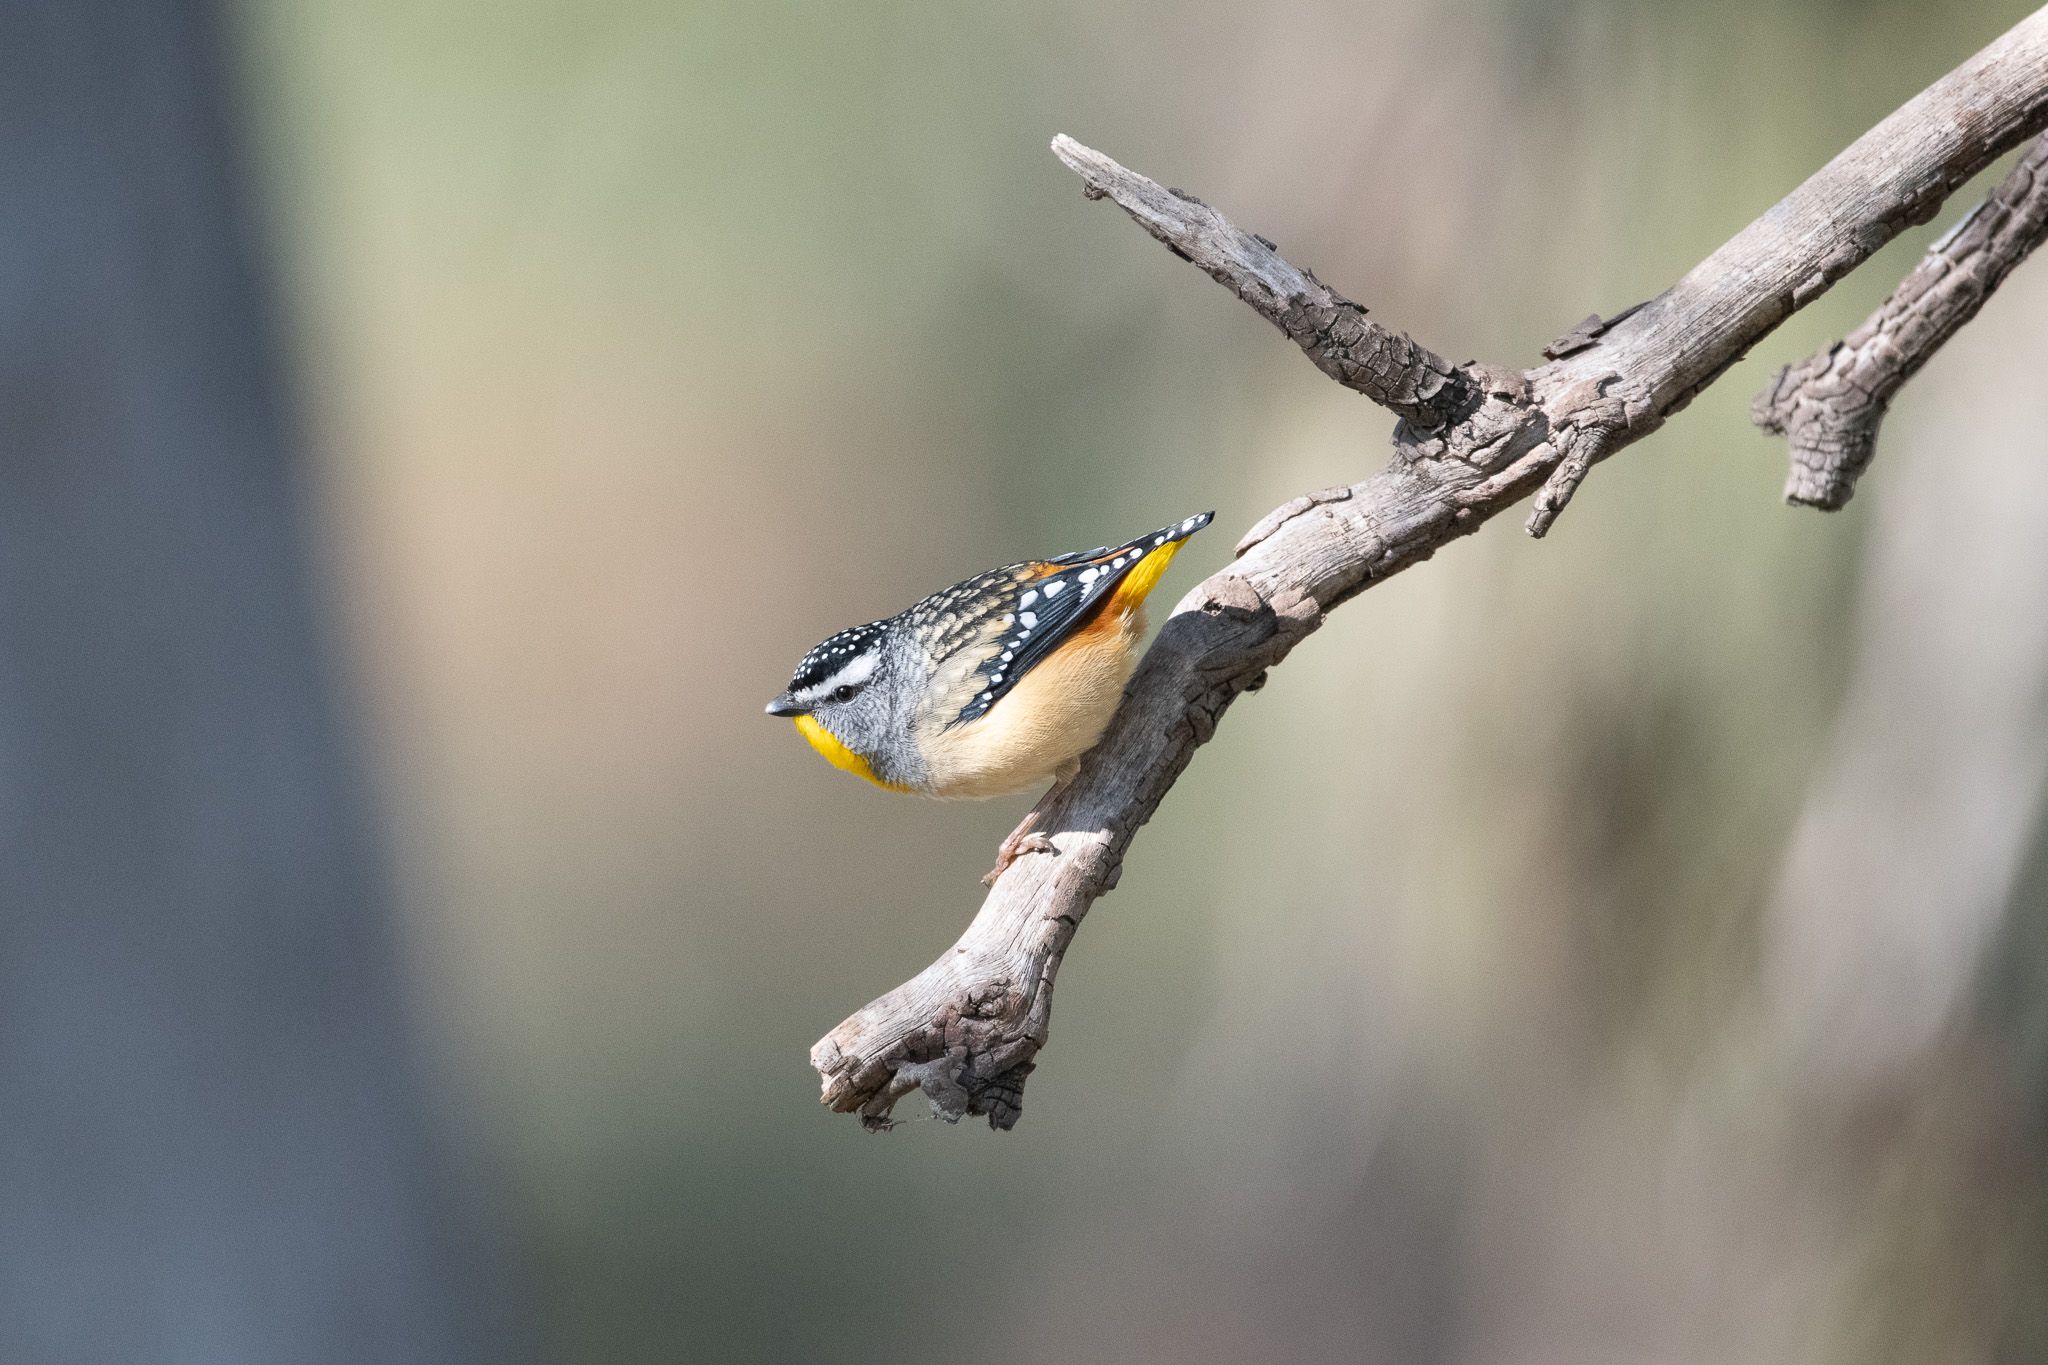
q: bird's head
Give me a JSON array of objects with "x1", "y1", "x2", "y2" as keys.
[{"x1": 767, "y1": 620, "x2": 919, "y2": 791}]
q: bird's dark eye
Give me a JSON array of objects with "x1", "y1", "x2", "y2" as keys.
[{"x1": 832, "y1": 684, "x2": 859, "y2": 703}]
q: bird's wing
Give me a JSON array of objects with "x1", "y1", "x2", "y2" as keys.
[{"x1": 920, "y1": 512, "x2": 1213, "y2": 730}]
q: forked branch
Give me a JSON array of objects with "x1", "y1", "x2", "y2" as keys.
[
  {"x1": 812, "y1": 8, "x2": 2048, "y2": 1130},
  {"x1": 1755, "y1": 132, "x2": 2048, "y2": 509}
]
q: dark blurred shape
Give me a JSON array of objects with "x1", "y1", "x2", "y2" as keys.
[{"x1": 0, "y1": 3, "x2": 512, "y2": 1362}]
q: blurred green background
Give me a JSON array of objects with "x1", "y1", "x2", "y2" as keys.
[{"x1": 227, "y1": 0, "x2": 2048, "y2": 1359}]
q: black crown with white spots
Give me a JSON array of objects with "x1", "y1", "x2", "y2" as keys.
[{"x1": 786, "y1": 619, "x2": 887, "y2": 699}]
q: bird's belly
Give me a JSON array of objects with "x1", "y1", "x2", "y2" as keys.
[{"x1": 921, "y1": 608, "x2": 1141, "y2": 800}]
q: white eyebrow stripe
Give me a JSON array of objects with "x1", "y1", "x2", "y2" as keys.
[{"x1": 791, "y1": 647, "x2": 879, "y2": 702}]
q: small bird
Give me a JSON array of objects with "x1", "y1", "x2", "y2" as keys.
[{"x1": 767, "y1": 512, "x2": 1214, "y2": 878}]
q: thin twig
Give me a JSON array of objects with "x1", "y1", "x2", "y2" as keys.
[{"x1": 1049, "y1": 137, "x2": 1474, "y2": 432}]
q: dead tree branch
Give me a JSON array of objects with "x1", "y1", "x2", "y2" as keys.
[
  {"x1": 1052, "y1": 140, "x2": 1475, "y2": 431},
  {"x1": 1755, "y1": 133, "x2": 2048, "y2": 509},
  {"x1": 811, "y1": 8, "x2": 2048, "y2": 1131}
]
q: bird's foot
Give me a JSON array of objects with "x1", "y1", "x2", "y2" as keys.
[{"x1": 983, "y1": 823, "x2": 1058, "y2": 887}]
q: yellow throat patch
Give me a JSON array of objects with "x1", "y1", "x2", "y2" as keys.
[{"x1": 791, "y1": 714, "x2": 909, "y2": 791}]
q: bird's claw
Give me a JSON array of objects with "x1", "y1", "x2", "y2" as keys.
[{"x1": 983, "y1": 831, "x2": 1058, "y2": 886}]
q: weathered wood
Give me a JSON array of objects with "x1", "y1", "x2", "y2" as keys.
[
  {"x1": 813, "y1": 7, "x2": 2048, "y2": 1130},
  {"x1": 1756, "y1": 133, "x2": 2048, "y2": 508},
  {"x1": 1051, "y1": 138, "x2": 1474, "y2": 432}
]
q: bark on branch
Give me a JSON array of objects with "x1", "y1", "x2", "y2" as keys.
[
  {"x1": 1754, "y1": 132, "x2": 2048, "y2": 509},
  {"x1": 811, "y1": 8, "x2": 2048, "y2": 1131},
  {"x1": 1049, "y1": 137, "x2": 1475, "y2": 432}
]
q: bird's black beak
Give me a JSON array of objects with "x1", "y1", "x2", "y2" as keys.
[{"x1": 765, "y1": 695, "x2": 807, "y2": 717}]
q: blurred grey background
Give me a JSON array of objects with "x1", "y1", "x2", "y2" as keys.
[{"x1": 7, "y1": 0, "x2": 2048, "y2": 1361}]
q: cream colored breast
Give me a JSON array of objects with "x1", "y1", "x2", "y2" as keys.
[{"x1": 918, "y1": 606, "x2": 1143, "y2": 799}]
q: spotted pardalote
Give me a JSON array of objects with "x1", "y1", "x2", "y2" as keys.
[{"x1": 767, "y1": 513, "x2": 1214, "y2": 801}]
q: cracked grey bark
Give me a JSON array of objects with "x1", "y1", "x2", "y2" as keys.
[
  {"x1": 1754, "y1": 133, "x2": 2048, "y2": 509},
  {"x1": 1051, "y1": 138, "x2": 1475, "y2": 432},
  {"x1": 812, "y1": 7, "x2": 2048, "y2": 1131}
]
